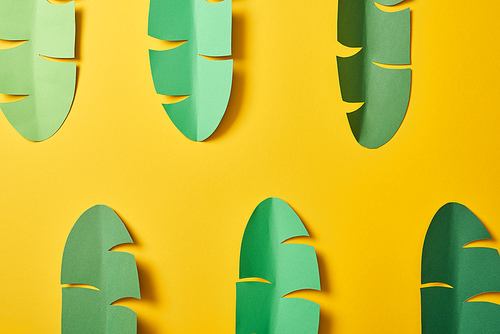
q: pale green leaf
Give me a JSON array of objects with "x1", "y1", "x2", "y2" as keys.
[
  {"x1": 0, "y1": 0, "x2": 76, "y2": 141},
  {"x1": 148, "y1": 0, "x2": 233, "y2": 141}
]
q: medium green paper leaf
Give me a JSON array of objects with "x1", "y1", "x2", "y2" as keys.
[
  {"x1": 61, "y1": 205, "x2": 141, "y2": 334},
  {"x1": 148, "y1": 0, "x2": 233, "y2": 141},
  {"x1": 337, "y1": 0, "x2": 411, "y2": 149},
  {"x1": 0, "y1": 0, "x2": 76, "y2": 141},
  {"x1": 236, "y1": 198, "x2": 321, "y2": 334},
  {"x1": 421, "y1": 203, "x2": 500, "y2": 333}
]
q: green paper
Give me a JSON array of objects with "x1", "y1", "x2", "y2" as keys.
[
  {"x1": 0, "y1": 0, "x2": 76, "y2": 142},
  {"x1": 236, "y1": 198, "x2": 321, "y2": 334},
  {"x1": 148, "y1": 0, "x2": 233, "y2": 141},
  {"x1": 337, "y1": 0, "x2": 411, "y2": 149},
  {"x1": 61, "y1": 205, "x2": 141, "y2": 334},
  {"x1": 421, "y1": 203, "x2": 500, "y2": 333}
]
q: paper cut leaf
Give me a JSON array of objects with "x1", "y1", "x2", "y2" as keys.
[
  {"x1": 61, "y1": 205, "x2": 141, "y2": 334},
  {"x1": 236, "y1": 198, "x2": 321, "y2": 334},
  {"x1": 148, "y1": 0, "x2": 233, "y2": 141},
  {"x1": 0, "y1": 0, "x2": 76, "y2": 141},
  {"x1": 337, "y1": 0, "x2": 411, "y2": 149},
  {"x1": 421, "y1": 202, "x2": 500, "y2": 333}
]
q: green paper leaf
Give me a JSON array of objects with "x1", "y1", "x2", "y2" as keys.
[
  {"x1": 0, "y1": 0, "x2": 76, "y2": 142},
  {"x1": 421, "y1": 203, "x2": 500, "y2": 333},
  {"x1": 148, "y1": 0, "x2": 233, "y2": 141},
  {"x1": 236, "y1": 198, "x2": 321, "y2": 334},
  {"x1": 337, "y1": 0, "x2": 411, "y2": 149},
  {"x1": 61, "y1": 205, "x2": 141, "y2": 334}
]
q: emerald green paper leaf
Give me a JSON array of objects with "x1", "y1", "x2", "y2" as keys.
[
  {"x1": 61, "y1": 205, "x2": 141, "y2": 334},
  {"x1": 337, "y1": 0, "x2": 411, "y2": 149},
  {"x1": 236, "y1": 198, "x2": 321, "y2": 334},
  {"x1": 148, "y1": 0, "x2": 233, "y2": 141},
  {"x1": 0, "y1": 0, "x2": 76, "y2": 142},
  {"x1": 421, "y1": 202, "x2": 500, "y2": 333}
]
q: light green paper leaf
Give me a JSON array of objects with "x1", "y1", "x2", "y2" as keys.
[
  {"x1": 337, "y1": 0, "x2": 411, "y2": 149},
  {"x1": 236, "y1": 198, "x2": 321, "y2": 334},
  {"x1": 61, "y1": 205, "x2": 141, "y2": 334},
  {"x1": 421, "y1": 202, "x2": 500, "y2": 333},
  {"x1": 0, "y1": 0, "x2": 76, "y2": 142},
  {"x1": 148, "y1": 0, "x2": 233, "y2": 141}
]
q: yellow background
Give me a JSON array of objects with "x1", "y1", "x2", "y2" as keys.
[{"x1": 1, "y1": 0, "x2": 500, "y2": 332}]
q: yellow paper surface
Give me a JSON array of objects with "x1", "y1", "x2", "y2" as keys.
[{"x1": 0, "y1": 0, "x2": 500, "y2": 333}]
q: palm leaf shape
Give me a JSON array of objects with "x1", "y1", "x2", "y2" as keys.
[
  {"x1": 421, "y1": 202, "x2": 500, "y2": 333},
  {"x1": 0, "y1": 0, "x2": 76, "y2": 141},
  {"x1": 337, "y1": 0, "x2": 411, "y2": 148},
  {"x1": 236, "y1": 198, "x2": 321, "y2": 334},
  {"x1": 148, "y1": 0, "x2": 233, "y2": 141},
  {"x1": 61, "y1": 205, "x2": 141, "y2": 333}
]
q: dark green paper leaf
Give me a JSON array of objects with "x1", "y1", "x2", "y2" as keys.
[
  {"x1": 61, "y1": 205, "x2": 141, "y2": 334},
  {"x1": 236, "y1": 198, "x2": 321, "y2": 334},
  {"x1": 421, "y1": 202, "x2": 500, "y2": 333},
  {"x1": 337, "y1": 0, "x2": 411, "y2": 148}
]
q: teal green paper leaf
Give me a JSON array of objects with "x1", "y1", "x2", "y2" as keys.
[
  {"x1": 61, "y1": 205, "x2": 141, "y2": 334},
  {"x1": 421, "y1": 203, "x2": 500, "y2": 333},
  {"x1": 337, "y1": 0, "x2": 411, "y2": 149},
  {"x1": 0, "y1": 0, "x2": 76, "y2": 141},
  {"x1": 236, "y1": 198, "x2": 321, "y2": 334},
  {"x1": 148, "y1": 0, "x2": 233, "y2": 141}
]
